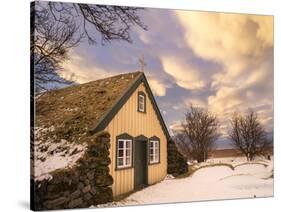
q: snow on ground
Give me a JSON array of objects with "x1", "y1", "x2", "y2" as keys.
[
  {"x1": 33, "y1": 127, "x2": 87, "y2": 181},
  {"x1": 98, "y1": 157, "x2": 273, "y2": 207}
]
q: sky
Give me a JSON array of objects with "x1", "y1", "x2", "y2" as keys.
[{"x1": 59, "y1": 7, "x2": 273, "y2": 149}]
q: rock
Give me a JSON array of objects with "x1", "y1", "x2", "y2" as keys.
[
  {"x1": 47, "y1": 184, "x2": 57, "y2": 192},
  {"x1": 82, "y1": 185, "x2": 91, "y2": 193},
  {"x1": 90, "y1": 187, "x2": 97, "y2": 196},
  {"x1": 43, "y1": 197, "x2": 68, "y2": 209},
  {"x1": 87, "y1": 172, "x2": 95, "y2": 180},
  {"x1": 93, "y1": 187, "x2": 113, "y2": 205},
  {"x1": 94, "y1": 175, "x2": 113, "y2": 187},
  {"x1": 70, "y1": 190, "x2": 81, "y2": 200},
  {"x1": 68, "y1": 197, "x2": 83, "y2": 208},
  {"x1": 84, "y1": 192, "x2": 92, "y2": 201},
  {"x1": 45, "y1": 192, "x2": 61, "y2": 200},
  {"x1": 77, "y1": 182, "x2": 84, "y2": 190}
]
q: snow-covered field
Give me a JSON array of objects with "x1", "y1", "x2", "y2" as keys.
[{"x1": 97, "y1": 157, "x2": 273, "y2": 207}]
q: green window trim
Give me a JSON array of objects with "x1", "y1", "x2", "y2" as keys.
[
  {"x1": 137, "y1": 91, "x2": 146, "y2": 113},
  {"x1": 115, "y1": 133, "x2": 134, "y2": 170}
]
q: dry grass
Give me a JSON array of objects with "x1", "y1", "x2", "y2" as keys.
[{"x1": 35, "y1": 72, "x2": 141, "y2": 144}]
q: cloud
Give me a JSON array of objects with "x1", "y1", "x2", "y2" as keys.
[
  {"x1": 61, "y1": 52, "x2": 112, "y2": 83},
  {"x1": 175, "y1": 10, "x2": 273, "y2": 136},
  {"x1": 161, "y1": 56, "x2": 206, "y2": 90},
  {"x1": 147, "y1": 77, "x2": 170, "y2": 96},
  {"x1": 54, "y1": 8, "x2": 273, "y2": 145},
  {"x1": 172, "y1": 104, "x2": 184, "y2": 111},
  {"x1": 169, "y1": 120, "x2": 183, "y2": 132},
  {"x1": 184, "y1": 97, "x2": 207, "y2": 108},
  {"x1": 176, "y1": 11, "x2": 273, "y2": 63}
]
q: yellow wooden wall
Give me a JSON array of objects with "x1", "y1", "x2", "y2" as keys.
[{"x1": 104, "y1": 82, "x2": 167, "y2": 197}]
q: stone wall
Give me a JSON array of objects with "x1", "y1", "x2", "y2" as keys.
[
  {"x1": 167, "y1": 138, "x2": 188, "y2": 176},
  {"x1": 31, "y1": 131, "x2": 113, "y2": 210}
]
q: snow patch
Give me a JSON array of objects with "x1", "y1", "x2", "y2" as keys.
[
  {"x1": 101, "y1": 157, "x2": 273, "y2": 207},
  {"x1": 33, "y1": 127, "x2": 87, "y2": 181},
  {"x1": 164, "y1": 175, "x2": 175, "y2": 180}
]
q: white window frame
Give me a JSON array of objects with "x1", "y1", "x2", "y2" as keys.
[
  {"x1": 149, "y1": 140, "x2": 160, "y2": 164},
  {"x1": 117, "y1": 139, "x2": 132, "y2": 168},
  {"x1": 138, "y1": 93, "x2": 145, "y2": 112}
]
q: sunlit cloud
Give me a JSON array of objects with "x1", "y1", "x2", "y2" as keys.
[
  {"x1": 169, "y1": 120, "x2": 183, "y2": 131},
  {"x1": 55, "y1": 8, "x2": 273, "y2": 147},
  {"x1": 161, "y1": 56, "x2": 206, "y2": 90},
  {"x1": 184, "y1": 97, "x2": 207, "y2": 108},
  {"x1": 61, "y1": 52, "x2": 113, "y2": 83},
  {"x1": 147, "y1": 78, "x2": 170, "y2": 96},
  {"x1": 176, "y1": 11, "x2": 273, "y2": 63},
  {"x1": 174, "y1": 10, "x2": 273, "y2": 138}
]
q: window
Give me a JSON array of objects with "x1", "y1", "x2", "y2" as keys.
[
  {"x1": 117, "y1": 138, "x2": 132, "y2": 168},
  {"x1": 138, "y1": 91, "x2": 146, "y2": 113},
  {"x1": 149, "y1": 139, "x2": 160, "y2": 164}
]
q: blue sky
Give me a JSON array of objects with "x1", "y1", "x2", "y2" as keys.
[{"x1": 59, "y1": 7, "x2": 273, "y2": 149}]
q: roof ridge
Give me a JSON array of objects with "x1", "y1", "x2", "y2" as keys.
[{"x1": 83, "y1": 71, "x2": 142, "y2": 86}]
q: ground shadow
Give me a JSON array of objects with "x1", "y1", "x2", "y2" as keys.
[{"x1": 18, "y1": 201, "x2": 29, "y2": 210}]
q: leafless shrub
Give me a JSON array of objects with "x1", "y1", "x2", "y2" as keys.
[
  {"x1": 173, "y1": 105, "x2": 220, "y2": 162},
  {"x1": 228, "y1": 110, "x2": 272, "y2": 161}
]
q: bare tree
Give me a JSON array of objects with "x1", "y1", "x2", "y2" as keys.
[
  {"x1": 31, "y1": 1, "x2": 147, "y2": 92},
  {"x1": 31, "y1": 3, "x2": 80, "y2": 92},
  {"x1": 228, "y1": 110, "x2": 272, "y2": 161},
  {"x1": 173, "y1": 105, "x2": 220, "y2": 162}
]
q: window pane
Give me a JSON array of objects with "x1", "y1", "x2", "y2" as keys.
[
  {"x1": 139, "y1": 95, "x2": 144, "y2": 102},
  {"x1": 155, "y1": 152, "x2": 159, "y2": 161},
  {"x1": 139, "y1": 103, "x2": 144, "y2": 111},
  {"x1": 118, "y1": 158, "x2": 123, "y2": 166},
  {"x1": 125, "y1": 157, "x2": 131, "y2": 165},
  {"x1": 118, "y1": 140, "x2": 124, "y2": 149},
  {"x1": 126, "y1": 141, "x2": 131, "y2": 149},
  {"x1": 155, "y1": 141, "x2": 159, "y2": 148},
  {"x1": 118, "y1": 149, "x2": 123, "y2": 157},
  {"x1": 126, "y1": 149, "x2": 130, "y2": 157}
]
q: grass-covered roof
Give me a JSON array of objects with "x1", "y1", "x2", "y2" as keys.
[{"x1": 35, "y1": 72, "x2": 142, "y2": 143}]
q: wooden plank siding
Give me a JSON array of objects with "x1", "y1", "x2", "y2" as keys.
[{"x1": 105, "y1": 82, "x2": 167, "y2": 197}]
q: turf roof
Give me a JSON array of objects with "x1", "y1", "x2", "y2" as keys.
[{"x1": 35, "y1": 72, "x2": 143, "y2": 143}]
